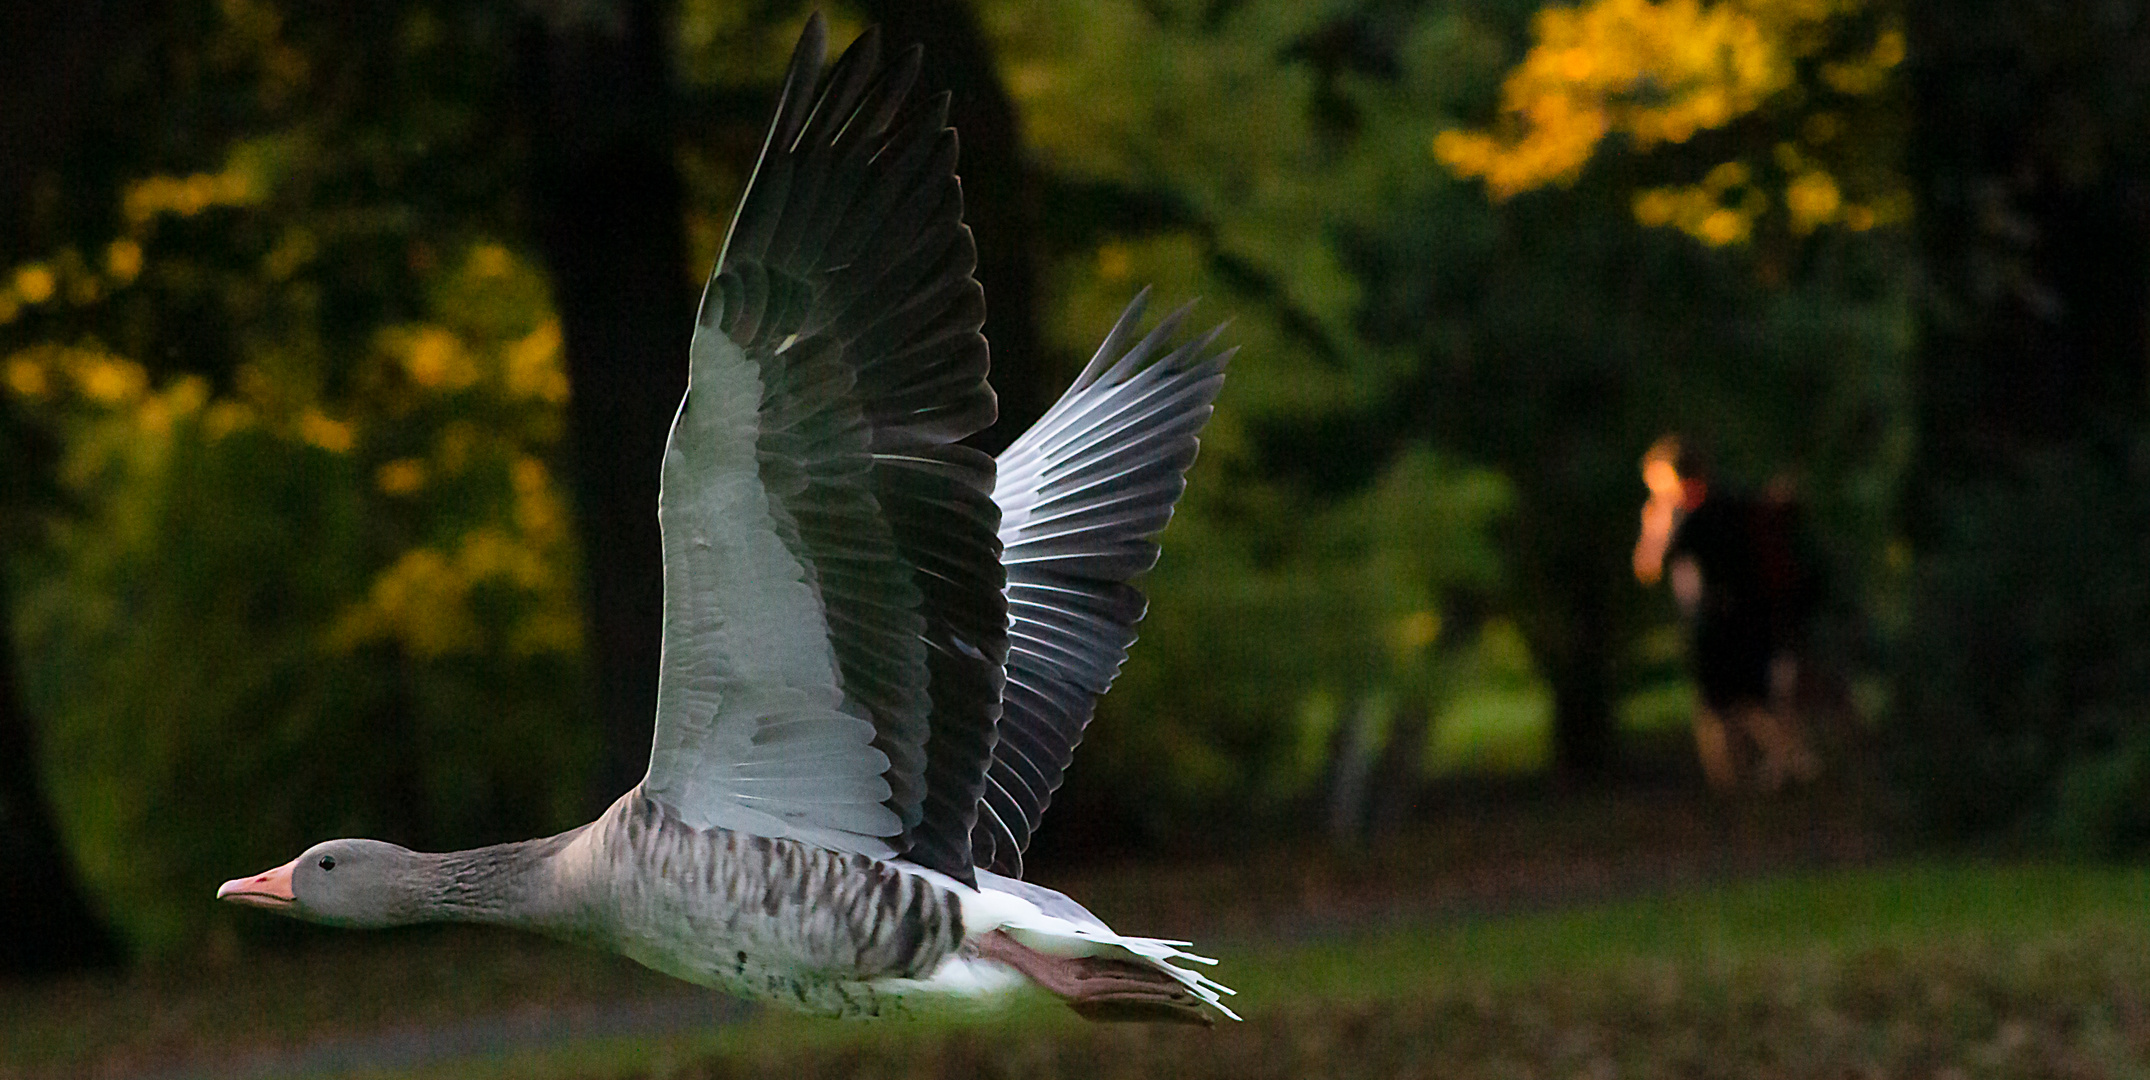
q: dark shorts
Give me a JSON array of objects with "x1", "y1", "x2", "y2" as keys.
[{"x1": 1690, "y1": 610, "x2": 1773, "y2": 712}]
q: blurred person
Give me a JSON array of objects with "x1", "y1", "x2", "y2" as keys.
[{"x1": 1635, "y1": 437, "x2": 1821, "y2": 792}]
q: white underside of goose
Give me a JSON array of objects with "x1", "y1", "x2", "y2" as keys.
[
  {"x1": 220, "y1": 13, "x2": 1235, "y2": 1027},
  {"x1": 552, "y1": 791, "x2": 1236, "y2": 1021},
  {"x1": 612, "y1": 866, "x2": 1236, "y2": 1021}
]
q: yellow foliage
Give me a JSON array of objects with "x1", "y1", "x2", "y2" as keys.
[
  {"x1": 1697, "y1": 207, "x2": 1751, "y2": 245},
  {"x1": 297, "y1": 410, "x2": 354, "y2": 453},
  {"x1": 1437, "y1": 0, "x2": 1902, "y2": 244},
  {"x1": 0, "y1": 346, "x2": 158, "y2": 407},
  {"x1": 510, "y1": 612, "x2": 584, "y2": 658},
  {"x1": 1436, "y1": 0, "x2": 1848, "y2": 197},
  {"x1": 399, "y1": 326, "x2": 478, "y2": 391},
  {"x1": 1703, "y1": 161, "x2": 1751, "y2": 192},
  {"x1": 329, "y1": 499, "x2": 581, "y2": 660},
  {"x1": 511, "y1": 456, "x2": 568, "y2": 540},
  {"x1": 1096, "y1": 242, "x2": 1134, "y2": 282},
  {"x1": 133, "y1": 377, "x2": 210, "y2": 436},
  {"x1": 505, "y1": 320, "x2": 570, "y2": 403},
  {"x1": 468, "y1": 242, "x2": 515, "y2": 279},
  {"x1": 6, "y1": 216, "x2": 583, "y2": 677},
  {"x1": 71, "y1": 353, "x2": 150, "y2": 406},
  {"x1": 1631, "y1": 173, "x2": 1778, "y2": 247},
  {"x1": 1785, "y1": 170, "x2": 1843, "y2": 232},
  {"x1": 330, "y1": 548, "x2": 482, "y2": 658},
  {"x1": 204, "y1": 401, "x2": 255, "y2": 440},
  {"x1": 376, "y1": 458, "x2": 429, "y2": 495},
  {"x1": 5, "y1": 357, "x2": 48, "y2": 399},
  {"x1": 1390, "y1": 609, "x2": 1443, "y2": 664},
  {"x1": 1821, "y1": 28, "x2": 1903, "y2": 94},
  {"x1": 14, "y1": 264, "x2": 57, "y2": 305},
  {"x1": 105, "y1": 240, "x2": 144, "y2": 284},
  {"x1": 123, "y1": 168, "x2": 259, "y2": 226},
  {"x1": 263, "y1": 226, "x2": 318, "y2": 280}
]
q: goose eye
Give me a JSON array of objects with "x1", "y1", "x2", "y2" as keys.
[{"x1": 318, "y1": 855, "x2": 336, "y2": 871}]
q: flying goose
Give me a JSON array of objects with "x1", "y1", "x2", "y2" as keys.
[{"x1": 218, "y1": 15, "x2": 1236, "y2": 1025}]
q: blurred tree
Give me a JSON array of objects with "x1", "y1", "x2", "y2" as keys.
[
  {"x1": 1890, "y1": 0, "x2": 2150, "y2": 850},
  {"x1": 851, "y1": 0, "x2": 1051, "y2": 449},
  {"x1": 0, "y1": 0, "x2": 1060, "y2": 950},
  {"x1": 0, "y1": 0, "x2": 604, "y2": 953},
  {"x1": 0, "y1": 0, "x2": 1943, "y2": 959},
  {"x1": 513, "y1": 0, "x2": 693, "y2": 810},
  {"x1": 1417, "y1": 0, "x2": 1912, "y2": 779},
  {"x1": 538, "y1": 0, "x2": 1049, "y2": 803},
  {"x1": 1434, "y1": 0, "x2": 1907, "y2": 256},
  {"x1": 973, "y1": 0, "x2": 1478, "y2": 842},
  {"x1": 0, "y1": 0, "x2": 138, "y2": 976}
]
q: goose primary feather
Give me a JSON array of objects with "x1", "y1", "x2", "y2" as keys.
[{"x1": 218, "y1": 14, "x2": 1234, "y2": 1025}]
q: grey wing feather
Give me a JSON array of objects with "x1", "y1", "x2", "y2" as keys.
[
  {"x1": 970, "y1": 290, "x2": 1231, "y2": 876},
  {"x1": 644, "y1": 15, "x2": 1005, "y2": 876}
]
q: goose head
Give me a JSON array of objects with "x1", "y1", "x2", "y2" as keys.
[{"x1": 218, "y1": 838, "x2": 425, "y2": 928}]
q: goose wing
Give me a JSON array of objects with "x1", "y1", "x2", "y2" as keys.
[
  {"x1": 643, "y1": 15, "x2": 1005, "y2": 877},
  {"x1": 971, "y1": 292, "x2": 1230, "y2": 877}
]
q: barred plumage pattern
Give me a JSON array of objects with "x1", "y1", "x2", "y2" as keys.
[{"x1": 569, "y1": 791, "x2": 969, "y2": 1016}]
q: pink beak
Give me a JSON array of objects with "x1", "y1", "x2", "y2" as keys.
[{"x1": 217, "y1": 857, "x2": 299, "y2": 909}]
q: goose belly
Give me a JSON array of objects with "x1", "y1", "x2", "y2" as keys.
[
  {"x1": 626, "y1": 942, "x2": 1029, "y2": 1019},
  {"x1": 585, "y1": 803, "x2": 991, "y2": 1016}
]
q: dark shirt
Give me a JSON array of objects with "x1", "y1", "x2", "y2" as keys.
[{"x1": 1668, "y1": 490, "x2": 1812, "y2": 710}]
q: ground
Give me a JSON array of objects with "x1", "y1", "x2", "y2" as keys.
[{"x1": 3, "y1": 788, "x2": 2145, "y2": 1080}]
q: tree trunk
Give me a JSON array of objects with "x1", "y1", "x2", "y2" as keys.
[
  {"x1": 514, "y1": 0, "x2": 695, "y2": 810},
  {"x1": 852, "y1": 0, "x2": 1047, "y2": 452},
  {"x1": 1903, "y1": 1, "x2": 2150, "y2": 497},
  {"x1": 0, "y1": 0, "x2": 133, "y2": 978},
  {"x1": 1893, "y1": 0, "x2": 2150, "y2": 839},
  {"x1": 1547, "y1": 588, "x2": 1617, "y2": 781},
  {"x1": 1367, "y1": 700, "x2": 1432, "y2": 835},
  {"x1": 1509, "y1": 495, "x2": 1623, "y2": 783}
]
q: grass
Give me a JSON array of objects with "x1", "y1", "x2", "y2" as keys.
[
  {"x1": 635, "y1": 923, "x2": 2150, "y2": 1080},
  {"x1": 7, "y1": 855, "x2": 2144, "y2": 1079},
  {"x1": 375, "y1": 859, "x2": 2150, "y2": 1080},
  {"x1": 1237, "y1": 858, "x2": 2150, "y2": 1001}
]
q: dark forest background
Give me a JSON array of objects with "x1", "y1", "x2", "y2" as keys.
[{"x1": 3, "y1": 0, "x2": 2147, "y2": 975}]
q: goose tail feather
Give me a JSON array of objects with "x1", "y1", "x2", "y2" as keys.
[{"x1": 958, "y1": 871, "x2": 1241, "y2": 1022}]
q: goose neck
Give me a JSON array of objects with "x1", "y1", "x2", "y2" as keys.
[{"x1": 414, "y1": 833, "x2": 577, "y2": 929}]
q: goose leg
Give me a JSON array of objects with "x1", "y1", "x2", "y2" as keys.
[{"x1": 974, "y1": 930, "x2": 1215, "y2": 1026}]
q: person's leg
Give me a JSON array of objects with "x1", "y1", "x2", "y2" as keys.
[
  {"x1": 1741, "y1": 702, "x2": 1820, "y2": 791},
  {"x1": 1692, "y1": 704, "x2": 1740, "y2": 792}
]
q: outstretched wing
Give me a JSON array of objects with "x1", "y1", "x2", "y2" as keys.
[
  {"x1": 970, "y1": 291, "x2": 1231, "y2": 877},
  {"x1": 642, "y1": 15, "x2": 1006, "y2": 878}
]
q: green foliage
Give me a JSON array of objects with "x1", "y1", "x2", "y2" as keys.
[
  {"x1": 0, "y1": 0, "x2": 600, "y2": 956},
  {"x1": 1081, "y1": 447, "x2": 1512, "y2": 835},
  {"x1": 1889, "y1": 446, "x2": 2150, "y2": 855},
  {"x1": 965, "y1": 0, "x2": 1544, "y2": 830},
  {"x1": 984, "y1": 0, "x2": 1912, "y2": 787},
  {"x1": 2053, "y1": 732, "x2": 2150, "y2": 858},
  {"x1": 8, "y1": 248, "x2": 594, "y2": 955},
  {"x1": 0, "y1": 0, "x2": 1945, "y2": 958},
  {"x1": 1427, "y1": 619, "x2": 1556, "y2": 773}
]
